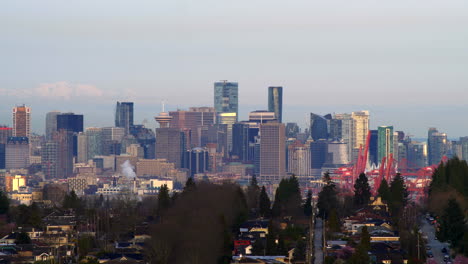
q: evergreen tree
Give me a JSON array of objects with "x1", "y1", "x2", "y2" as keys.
[
  {"x1": 347, "y1": 244, "x2": 369, "y2": 264},
  {"x1": 266, "y1": 222, "x2": 277, "y2": 255},
  {"x1": 157, "y1": 185, "x2": 171, "y2": 217},
  {"x1": 377, "y1": 178, "x2": 390, "y2": 202},
  {"x1": 251, "y1": 238, "x2": 266, "y2": 256},
  {"x1": 437, "y1": 198, "x2": 465, "y2": 247},
  {"x1": 272, "y1": 175, "x2": 302, "y2": 217},
  {"x1": 327, "y1": 209, "x2": 340, "y2": 233},
  {"x1": 292, "y1": 239, "x2": 306, "y2": 262},
  {"x1": 0, "y1": 191, "x2": 9, "y2": 215},
  {"x1": 276, "y1": 234, "x2": 287, "y2": 256},
  {"x1": 259, "y1": 186, "x2": 271, "y2": 218},
  {"x1": 15, "y1": 232, "x2": 31, "y2": 244},
  {"x1": 218, "y1": 214, "x2": 232, "y2": 264},
  {"x1": 303, "y1": 190, "x2": 313, "y2": 217},
  {"x1": 183, "y1": 177, "x2": 196, "y2": 193},
  {"x1": 246, "y1": 176, "x2": 260, "y2": 212},
  {"x1": 353, "y1": 173, "x2": 371, "y2": 207},
  {"x1": 361, "y1": 226, "x2": 371, "y2": 251},
  {"x1": 389, "y1": 173, "x2": 408, "y2": 218},
  {"x1": 317, "y1": 172, "x2": 338, "y2": 219}
]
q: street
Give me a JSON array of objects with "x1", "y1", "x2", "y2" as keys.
[
  {"x1": 420, "y1": 218, "x2": 450, "y2": 264},
  {"x1": 314, "y1": 218, "x2": 324, "y2": 264}
]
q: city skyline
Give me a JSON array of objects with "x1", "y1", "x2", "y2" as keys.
[{"x1": 2, "y1": 1, "x2": 468, "y2": 138}]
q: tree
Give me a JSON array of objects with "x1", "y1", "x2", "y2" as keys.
[
  {"x1": 347, "y1": 244, "x2": 369, "y2": 264},
  {"x1": 251, "y1": 238, "x2": 265, "y2": 256},
  {"x1": 246, "y1": 176, "x2": 260, "y2": 213},
  {"x1": 292, "y1": 239, "x2": 306, "y2": 262},
  {"x1": 360, "y1": 226, "x2": 371, "y2": 251},
  {"x1": 259, "y1": 186, "x2": 271, "y2": 218},
  {"x1": 15, "y1": 232, "x2": 31, "y2": 244},
  {"x1": 157, "y1": 185, "x2": 171, "y2": 218},
  {"x1": 63, "y1": 190, "x2": 84, "y2": 213},
  {"x1": 0, "y1": 191, "x2": 9, "y2": 215},
  {"x1": 303, "y1": 190, "x2": 312, "y2": 217},
  {"x1": 377, "y1": 178, "x2": 390, "y2": 202},
  {"x1": 389, "y1": 173, "x2": 408, "y2": 220},
  {"x1": 266, "y1": 222, "x2": 278, "y2": 255},
  {"x1": 327, "y1": 209, "x2": 341, "y2": 233},
  {"x1": 353, "y1": 173, "x2": 371, "y2": 207},
  {"x1": 437, "y1": 198, "x2": 465, "y2": 247},
  {"x1": 183, "y1": 177, "x2": 196, "y2": 193},
  {"x1": 272, "y1": 175, "x2": 302, "y2": 217},
  {"x1": 317, "y1": 172, "x2": 338, "y2": 219}
]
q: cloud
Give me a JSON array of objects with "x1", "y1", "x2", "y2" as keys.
[{"x1": 34, "y1": 82, "x2": 104, "y2": 99}]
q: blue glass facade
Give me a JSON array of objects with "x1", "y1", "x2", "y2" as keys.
[
  {"x1": 268, "y1": 86, "x2": 283, "y2": 123},
  {"x1": 214, "y1": 81, "x2": 238, "y2": 118}
]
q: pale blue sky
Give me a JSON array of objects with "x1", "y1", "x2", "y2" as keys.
[{"x1": 1, "y1": 0, "x2": 468, "y2": 137}]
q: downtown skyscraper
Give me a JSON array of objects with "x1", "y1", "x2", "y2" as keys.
[
  {"x1": 12, "y1": 105, "x2": 31, "y2": 138},
  {"x1": 115, "y1": 102, "x2": 134, "y2": 135},
  {"x1": 214, "y1": 81, "x2": 238, "y2": 119},
  {"x1": 268, "y1": 86, "x2": 283, "y2": 123},
  {"x1": 259, "y1": 122, "x2": 286, "y2": 183}
]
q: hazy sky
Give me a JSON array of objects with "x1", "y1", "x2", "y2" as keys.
[{"x1": 1, "y1": 0, "x2": 468, "y2": 137}]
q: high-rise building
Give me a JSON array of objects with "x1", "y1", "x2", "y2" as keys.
[
  {"x1": 115, "y1": 102, "x2": 134, "y2": 135},
  {"x1": 0, "y1": 127, "x2": 12, "y2": 144},
  {"x1": 169, "y1": 107, "x2": 215, "y2": 147},
  {"x1": 45, "y1": 111, "x2": 60, "y2": 140},
  {"x1": 12, "y1": 105, "x2": 31, "y2": 138},
  {"x1": 268, "y1": 86, "x2": 283, "y2": 123},
  {"x1": 287, "y1": 140, "x2": 312, "y2": 179},
  {"x1": 6, "y1": 137, "x2": 30, "y2": 170},
  {"x1": 217, "y1": 112, "x2": 237, "y2": 154},
  {"x1": 155, "y1": 128, "x2": 186, "y2": 168},
  {"x1": 249, "y1": 111, "x2": 277, "y2": 123},
  {"x1": 200, "y1": 124, "x2": 228, "y2": 156},
  {"x1": 259, "y1": 123, "x2": 286, "y2": 183},
  {"x1": 85, "y1": 128, "x2": 103, "y2": 161},
  {"x1": 214, "y1": 81, "x2": 238, "y2": 119},
  {"x1": 183, "y1": 147, "x2": 209, "y2": 177},
  {"x1": 427, "y1": 128, "x2": 448, "y2": 165},
  {"x1": 42, "y1": 141, "x2": 59, "y2": 179},
  {"x1": 460, "y1": 137, "x2": 468, "y2": 162},
  {"x1": 310, "y1": 113, "x2": 328, "y2": 141},
  {"x1": 369, "y1": 130, "x2": 379, "y2": 165},
  {"x1": 407, "y1": 141, "x2": 427, "y2": 168},
  {"x1": 351, "y1": 111, "x2": 370, "y2": 151},
  {"x1": 325, "y1": 140, "x2": 349, "y2": 166},
  {"x1": 57, "y1": 113, "x2": 84, "y2": 133},
  {"x1": 54, "y1": 130, "x2": 74, "y2": 178},
  {"x1": 77, "y1": 132, "x2": 88, "y2": 163},
  {"x1": 310, "y1": 139, "x2": 328, "y2": 169},
  {"x1": 378, "y1": 126, "x2": 394, "y2": 161},
  {"x1": 232, "y1": 123, "x2": 250, "y2": 161}
]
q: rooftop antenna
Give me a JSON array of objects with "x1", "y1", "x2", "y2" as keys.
[{"x1": 162, "y1": 100, "x2": 166, "y2": 113}]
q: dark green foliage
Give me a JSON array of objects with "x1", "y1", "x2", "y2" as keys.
[
  {"x1": 347, "y1": 244, "x2": 369, "y2": 264},
  {"x1": 251, "y1": 238, "x2": 265, "y2": 256},
  {"x1": 0, "y1": 191, "x2": 9, "y2": 215},
  {"x1": 326, "y1": 209, "x2": 340, "y2": 233},
  {"x1": 276, "y1": 234, "x2": 287, "y2": 255},
  {"x1": 377, "y1": 178, "x2": 390, "y2": 202},
  {"x1": 259, "y1": 186, "x2": 271, "y2": 218},
  {"x1": 353, "y1": 173, "x2": 371, "y2": 207},
  {"x1": 388, "y1": 173, "x2": 408, "y2": 220},
  {"x1": 317, "y1": 172, "x2": 339, "y2": 219},
  {"x1": 324, "y1": 256, "x2": 336, "y2": 264},
  {"x1": 266, "y1": 222, "x2": 278, "y2": 255},
  {"x1": 292, "y1": 239, "x2": 306, "y2": 262},
  {"x1": 63, "y1": 190, "x2": 84, "y2": 213},
  {"x1": 157, "y1": 184, "x2": 171, "y2": 217},
  {"x1": 10, "y1": 203, "x2": 43, "y2": 228},
  {"x1": 183, "y1": 177, "x2": 196, "y2": 193},
  {"x1": 15, "y1": 232, "x2": 31, "y2": 244},
  {"x1": 145, "y1": 182, "x2": 248, "y2": 263},
  {"x1": 430, "y1": 157, "x2": 468, "y2": 197},
  {"x1": 360, "y1": 226, "x2": 371, "y2": 251},
  {"x1": 78, "y1": 235, "x2": 96, "y2": 258},
  {"x1": 272, "y1": 175, "x2": 302, "y2": 218},
  {"x1": 303, "y1": 190, "x2": 312, "y2": 217},
  {"x1": 437, "y1": 198, "x2": 465, "y2": 247},
  {"x1": 247, "y1": 176, "x2": 261, "y2": 213},
  {"x1": 218, "y1": 214, "x2": 233, "y2": 264}
]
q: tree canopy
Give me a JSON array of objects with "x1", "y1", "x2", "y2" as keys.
[
  {"x1": 317, "y1": 172, "x2": 338, "y2": 219},
  {"x1": 353, "y1": 173, "x2": 371, "y2": 207}
]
